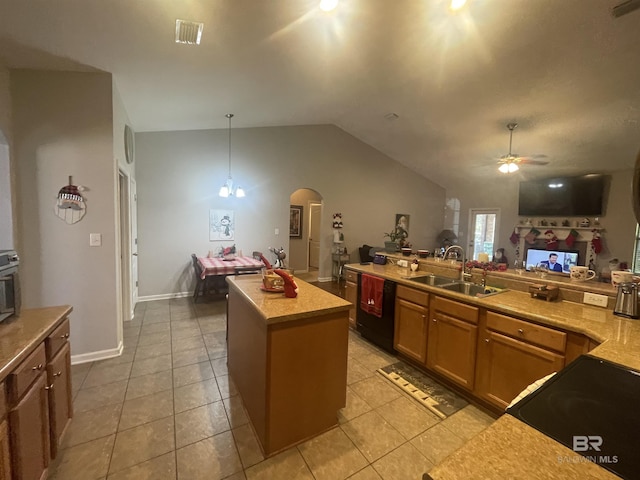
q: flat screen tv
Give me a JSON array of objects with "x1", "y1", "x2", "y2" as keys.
[
  {"x1": 525, "y1": 249, "x2": 579, "y2": 273},
  {"x1": 518, "y1": 174, "x2": 607, "y2": 216}
]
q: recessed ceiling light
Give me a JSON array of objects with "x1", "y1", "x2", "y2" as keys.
[
  {"x1": 450, "y1": 0, "x2": 467, "y2": 11},
  {"x1": 319, "y1": 0, "x2": 339, "y2": 12},
  {"x1": 175, "y1": 19, "x2": 204, "y2": 45}
]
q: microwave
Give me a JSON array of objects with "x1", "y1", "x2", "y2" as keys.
[{"x1": 0, "y1": 250, "x2": 20, "y2": 323}]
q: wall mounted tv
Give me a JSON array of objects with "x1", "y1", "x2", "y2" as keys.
[{"x1": 518, "y1": 174, "x2": 608, "y2": 217}]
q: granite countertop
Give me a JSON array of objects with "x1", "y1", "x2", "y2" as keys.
[
  {"x1": 226, "y1": 275, "x2": 351, "y2": 325},
  {"x1": 0, "y1": 305, "x2": 73, "y2": 382},
  {"x1": 345, "y1": 262, "x2": 638, "y2": 479}
]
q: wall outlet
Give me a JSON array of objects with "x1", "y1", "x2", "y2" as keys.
[
  {"x1": 583, "y1": 292, "x2": 608, "y2": 308},
  {"x1": 397, "y1": 259, "x2": 409, "y2": 268}
]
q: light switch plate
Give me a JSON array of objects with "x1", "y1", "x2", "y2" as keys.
[
  {"x1": 89, "y1": 233, "x2": 102, "y2": 247},
  {"x1": 275, "y1": 228, "x2": 279, "y2": 235},
  {"x1": 583, "y1": 292, "x2": 608, "y2": 308}
]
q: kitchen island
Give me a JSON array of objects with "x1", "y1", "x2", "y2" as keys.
[{"x1": 225, "y1": 274, "x2": 351, "y2": 456}]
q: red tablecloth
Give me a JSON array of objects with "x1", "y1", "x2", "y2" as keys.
[{"x1": 198, "y1": 256, "x2": 264, "y2": 279}]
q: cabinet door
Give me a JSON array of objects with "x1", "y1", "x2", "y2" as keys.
[
  {"x1": 394, "y1": 298, "x2": 428, "y2": 364},
  {"x1": 9, "y1": 373, "x2": 50, "y2": 480},
  {"x1": 0, "y1": 420, "x2": 11, "y2": 480},
  {"x1": 47, "y1": 342, "x2": 73, "y2": 458},
  {"x1": 344, "y1": 280, "x2": 357, "y2": 329},
  {"x1": 475, "y1": 330, "x2": 565, "y2": 410},
  {"x1": 427, "y1": 311, "x2": 477, "y2": 389}
]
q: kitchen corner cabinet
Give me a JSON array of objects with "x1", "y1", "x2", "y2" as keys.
[
  {"x1": 427, "y1": 296, "x2": 479, "y2": 390},
  {"x1": 394, "y1": 285, "x2": 429, "y2": 364},
  {"x1": 0, "y1": 418, "x2": 11, "y2": 480},
  {"x1": 344, "y1": 270, "x2": 358, "y2": 329},
  {"x1": 475, "y1": 311, "x2": 565, "y2": 410}
]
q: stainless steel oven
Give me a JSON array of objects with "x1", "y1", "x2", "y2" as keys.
[{"x1": 0, "y1": 250, "x2": 20, "y2": 322}]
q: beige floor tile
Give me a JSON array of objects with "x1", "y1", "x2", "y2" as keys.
[
  {"x1": 171, "y1": 319, "x2": 199, "y2": 330},
  {"x1": 135, "y1": 341, "x2": 172, "y2": 360},
  {"x1": 244, "y1": 448, "x2": 314, "y2": 480},
  {"x1": 73, "y1": 379, "x2": 128, "y2": 413},
  {"x1": 171, "y1": 325, "x2": 202, "y2": 339},
  {"x1": 215, "y1": 374, "x2": 238, "y2": 399},
  {"x1": 198, "y1": 318, "x2": 226, "y2": 334},
  {"x1": 176, "y1": 431, "x2": 243, "y2": 480},
  {"x1": 210, "y1": 357, "x2": 229, "y2": 377},
  {"x1": 232, "y1": 423, "x2": 264, "y2": 468},
  {"x1": 349, "y1": 375, "x2": 401, "y2": 409},
  {"x1": 173, "y1": 361, "x2": 215, "y2": 388},
  {"x1": 371, "y1": 443, "x2": 433, "y2": 480},
  {"x1": 223, "y1": 395, "x2": 249, "y2": 428},
  {"x1": 338, "y1": 386, "x2": 372, "y2": 424},
  {"x1": 109, "y1": 416, "x2": 175, "y2": 474},
  {"x1": 375, "y1": 396, "x2": 441, "y2": 440},
  {"x1": 107, "y1": 452, "x2": 176, "y2": 480},
  {"x1": 410, "y1": 422, "x2": 466, "y2": 465},
  {"x1": 140, "y1": 321, "x2": 171, "y2": 334},
  {"x1": 172, "y1": 346, "x2": 210, "y2": 368},
  {"x1": 118, "y1": 389, "x2": 174, "y2": 431},
  {"x1": 137, "y1": 331, "x2": 171, "y2": 347},
  {"x1": 298, "y1": 427, "x2": 368, "y2": 480},
  {"x1": 174, "y1": 378, "x2": 222, "y2": 413},
  {"x1": 131, "y1": 354, "x2": 173, "y2": 378},
  {"x1": 207, "y1": 343, "x2": 228, "y2": 360},
  {"x1": 356, "y1": 351, "x2": 396, "y2": 372},
  {"x1": 348, "y1": 340, "x2": 377, "y2": 358},
  {"x1": 170, "y1": 310, "x2": 198, "y2": 321},
  {"x1": 347, "y1": 358, "x2": 375, "y2": 385},
  {"x1": 62, "y1": 403, "x2": 122, "y2": 448},
  {"x1": 440, "y1": 405, "x2": 495, "y2": 441},
  {"x1": 341, "y1": 411, "x2": 405, "y2": 463},
  {"x1": 82, "y1": 362, "x2": 132, "y2": 389},
  {"x1": 125, "y1": 370, "x2": 174, "y2": 400},
  {"x1": 223, "y1": 472, "x2": 247, "y2": 480},
  {"x1": 50, "y1": 434, "x2": 115, "y2": 480},
  {"x1": 346, "y1": 466, "x2": 382, "y2": 480},
  {"x1": 94, "y1": 346, "x2": 136, "y2": 367},
  {"x1": 142, "y1": 314, "x2": 171, "y2": 325},
  {"x1": 175, "y1": 401, "x2": 230, "y2": 448},
  {"x1": 71, "y1": 362, "x2": 92, "y2": 396},
  {"x1": 172, "y1": 335, "x2": 206, "y2": 353}
]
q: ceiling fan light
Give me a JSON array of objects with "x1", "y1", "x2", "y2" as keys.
[
  {"x1": 219, "y1": 184, "x2": 230, "y2": 197},
  {"x1": 508, "y1": 163, "x2": 519, "y2": 173},
  {"x1": 319, "y1": 0, "x2": 338, "y2": 12},
  {"x1": 498, "y1": 163, "x2": 510, "y2": 173}
]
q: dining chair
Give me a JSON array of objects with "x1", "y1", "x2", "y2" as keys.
[{"x1": 191, "y1": 254, "x2": 207, "y2": 301}]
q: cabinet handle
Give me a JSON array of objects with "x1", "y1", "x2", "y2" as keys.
[
  {"x1": 32, "y1": 363, "x2": 43, "y2": 371},
  {"x1": 53, "y1": 371, "x2": 62, "y2": 377},
  {"x1": 432, "y1": 318, "x2": 437, "y2": 322},
  {"x1": 421, "y1": 315, "x2": 426, "y2": 319},
  {"x1": 485, "y1": 338, "x2": 490, "y2": 343},
  {"x1": 61, "y1": 333, "x2": 70, "y2": 339},
  {"x1": 44, "y1": 384, "x2": 54, "y2": 390},
  {"x1": 518, "y1": 328, "x2": 524, "y2": 335}
]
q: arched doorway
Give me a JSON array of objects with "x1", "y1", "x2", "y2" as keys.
[{"x1": 289, "y1": 188, "x2": 323, "y2": 279}]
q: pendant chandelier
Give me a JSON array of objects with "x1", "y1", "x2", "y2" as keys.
[{"x1": 219, "y1": 113, "x2": 245, "y2": 198}]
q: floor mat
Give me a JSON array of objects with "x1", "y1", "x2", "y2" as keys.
[{"x1": 378, "y1": 361, "x2": 468, "y2": 419}]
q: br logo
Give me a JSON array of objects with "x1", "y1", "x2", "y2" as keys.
[{"x1": 573, "y1": 435, "x2": 603, "y2": 452}]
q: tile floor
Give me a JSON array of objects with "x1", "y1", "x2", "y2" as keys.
[{"x1": 51, "y1": 296, "x2": 496, "y2": 480}]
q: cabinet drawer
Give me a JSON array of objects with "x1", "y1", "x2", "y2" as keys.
[
  {"x1": 486, "y1": 311, "x2": 566, "y2": 353},
  {"x1": 345, "y1": 270, "x2": 358, "y2": 283},
  {"x1": 432, "y1": 296, "x2": 478, "y2": 324},
  {"x1": 46, "y1": 317, "x2": 70, "y2": 359},
  {"x1": 396, "y1": 285, "x2": 429, "y2": 307},
  {"x1": 8, "y1": 343, "x2": 46, "y2": 404}
]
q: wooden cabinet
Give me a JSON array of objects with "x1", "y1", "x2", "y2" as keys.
[
  {"x1": 344, "y1": 270, "x2": 358, "y2": 329},
  {"x1": 475, "y1": 311, "x2": 565, "y2": 410},
  {"x1": 9, "y1": 364, "x2": 50, "y2": 480},
  {"x1": 427, "y1": 296, "x2": 478, "y2": 390},
  {"x1": 46, "y1": 342, "x2": 72, "y2": 458},
  {"x1": 0, "y1": 419, "x2": 11, "y2": 480},
  {"x1": 394, "y1": 285, "x2": 429, "y2": 364}
]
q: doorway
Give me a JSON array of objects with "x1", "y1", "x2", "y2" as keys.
[
  {"x1": 118, "y1": 171, "x2": 138, "y2": 321},
  {"x1": 309, "y1": 202, "x2": 321, "y2": 270},
  {"x1": 468, "y1": 208, "x2": 500, "y2": 261}
]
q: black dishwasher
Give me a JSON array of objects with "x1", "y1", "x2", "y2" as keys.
[{"x1": 356, "y1": 275, "x2": 396, "y2": 354}]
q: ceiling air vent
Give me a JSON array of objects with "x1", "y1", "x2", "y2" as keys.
[
  {"x1": 175, "y1": 19, "x2": 204, "y2": 45},
  {"x1": 612, "y1": 0, "x2": 640, "y2": 18}
]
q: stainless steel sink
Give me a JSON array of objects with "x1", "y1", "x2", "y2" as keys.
[
  {"x1": 438, "y1": 281, "x2": 506, "y2": 297},
  {"x1": 404, "y1": 274, "x2": 457, "y2": 286}
]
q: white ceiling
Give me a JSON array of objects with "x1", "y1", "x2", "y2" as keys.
[{"x1": 1, "y1": 0, "x2": 639, "y2": 188}]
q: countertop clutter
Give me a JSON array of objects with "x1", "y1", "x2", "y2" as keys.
[{"x1": 344, "y1": 260, "x2": 638, "y2": 480}]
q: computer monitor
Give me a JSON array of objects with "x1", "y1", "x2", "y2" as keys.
[{"x1": 525, "y1": 249, "x2": 579, "y2": 273}]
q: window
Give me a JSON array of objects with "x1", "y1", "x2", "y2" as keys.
[{"x1": 633, "y1": 224, "x2": 640, "y2": 274}]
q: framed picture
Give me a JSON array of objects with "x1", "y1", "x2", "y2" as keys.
[
  {"x1": 290, "y1": 205, "x2": 303, "y2": 238},
  {"x1": 210, "y1": 209, "x2": 235, "y2": 241}
]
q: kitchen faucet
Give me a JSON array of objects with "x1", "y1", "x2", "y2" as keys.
[{"x1": 444, "y1": 245, "x2": 470, "y2": 282}]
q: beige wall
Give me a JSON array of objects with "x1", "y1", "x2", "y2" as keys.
[
  {"x1": 0, "y1": 63, "x2": 14, "y2": 248},
  {"x1": 135, "y1": 125, "x2": 446, "y2": 296},
  {"x1": 11, "y1": 69, "x2": 120, "y2": 360}
]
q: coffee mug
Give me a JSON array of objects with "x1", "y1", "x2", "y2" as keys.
[
  {"x1": 570, "y1": 266, "x2": 596, "y2": 282},
  {"x1": 611, "y1": 270, "x2": 634, "y2": 287}
]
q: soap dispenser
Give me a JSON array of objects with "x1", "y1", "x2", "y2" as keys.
[{"x1": 613, "y1": 282, "x2": 639, "y2": 319}]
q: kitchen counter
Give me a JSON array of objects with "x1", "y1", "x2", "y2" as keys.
[
  {"x1": 345, "y1": 263, "x2": 637, "y2": 479},
  {"x1": 0, "y1": 305, "x2": 73, "y2": 381},
  {"x1": 226, "y1": 274, "x2": 350, "y2": 456}
]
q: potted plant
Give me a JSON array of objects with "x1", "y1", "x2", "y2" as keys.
[{"x1": 384, "y1": 226, "x2": 409, "y2": 252}]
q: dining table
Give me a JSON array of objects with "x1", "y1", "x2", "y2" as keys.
[{"x1": 197, "y1": 256, "x2": 265, "y2": 279}]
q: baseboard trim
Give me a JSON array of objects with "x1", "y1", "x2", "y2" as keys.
[
  {"x1": 71, "y1": 341, "x2": 124, "y2": 365},
  {"x1": 317, "y1": 276, "x2": 334, "y2": 282},
  {"x1": 138, "y1": 291, "x2": 191, "y2": 302}
]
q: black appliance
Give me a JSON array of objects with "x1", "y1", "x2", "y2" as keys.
[
  {"x1": 507, "y1": 355, "x2": 640, "y2": 479},
  {"x1": 0, "y1": 250, "x2": 20, "y2": 323},
  {"x1": 356, "y1": 275, "x2": 396, "y2": 354}
]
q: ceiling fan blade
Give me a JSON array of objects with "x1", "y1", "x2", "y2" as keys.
[{"x1": 519, "y1": 158, "x2": 550, "y2": 166}]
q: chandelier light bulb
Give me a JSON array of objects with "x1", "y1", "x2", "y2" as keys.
[{"x1": 320, "y1": 0, "x2": 339, "y2": 12}]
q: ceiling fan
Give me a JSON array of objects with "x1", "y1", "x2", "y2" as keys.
[{"x1": 498, "y1": 123, "x2": 549, "y2": 173}]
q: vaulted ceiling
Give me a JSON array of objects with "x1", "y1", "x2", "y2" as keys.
[{"x1": 1, "y1": 0, "x2": 639, "y2": 188}]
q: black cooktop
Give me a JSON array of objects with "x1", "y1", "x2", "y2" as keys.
[{"x1": 507, "y1": 355, "x2": 640, "y2": 479}]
